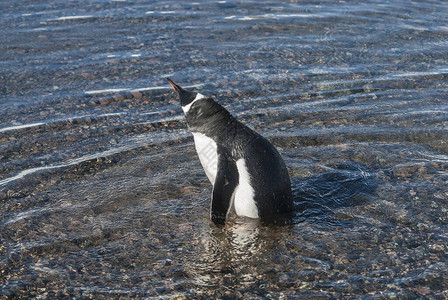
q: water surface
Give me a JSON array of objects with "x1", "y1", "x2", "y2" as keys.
[{"x1": 1, "y1": 0, "x2": 448, "y2": 298}]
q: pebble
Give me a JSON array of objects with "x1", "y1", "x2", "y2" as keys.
[
  {"x1": 113, "y1": 94, "x2": 125, "y2": 101},
  {"x1": 131, "y1": 91, "x2": 143, "y2": 99}
]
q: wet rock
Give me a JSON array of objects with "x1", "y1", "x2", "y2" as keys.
[
  {"x1": 170, "y1": 294, "x2": 187, "y2": 300},
  {"x1": 412, "y1": 285, "x2": 431, "y2": 296},
  {"x1": 131, "y1": 91, "x2": 143, "y2": 99}
]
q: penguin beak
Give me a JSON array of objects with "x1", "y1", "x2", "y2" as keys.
[
  {"x1": 167, "y1": 78, "x2": 197, "y2": 107},
  {"x1": 167, "y1": 78, "x2": 183, "y2": 94}
]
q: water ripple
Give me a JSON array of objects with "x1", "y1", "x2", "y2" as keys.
[{"x1": 1, "y1": 0, "x2": 448, "y2": 298}]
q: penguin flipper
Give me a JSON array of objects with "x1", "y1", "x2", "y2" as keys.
[{"x1": 211, "y1": 149, "x2": 238, "y2": 225}]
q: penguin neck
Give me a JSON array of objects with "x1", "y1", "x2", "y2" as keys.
[{"x1": 182, "y1": 93, "x2": 205, "y2": 114}]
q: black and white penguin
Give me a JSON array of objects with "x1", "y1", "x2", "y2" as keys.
[{"x1": 167, "y1": 78, "x2": 293, "y2": 225}]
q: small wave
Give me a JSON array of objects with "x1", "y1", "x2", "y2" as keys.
[
  {"x1": 0, "y1": 122, "x2": 45, "y2": 133},
  {"x1": 0, "y1": 146, "x2": 132, "y2": 187},
  {"x1": 84, "y1": 83, "x2": 204, "y2": 95},
  {"x1": 226, "y1": 12, "x2": 338, "y2": 21},
  {"x1": 388, "y1": 68, "x2": 448, "y2": 79},
  {"x1": 85, "y1": 88, "x2": 134, "y2": 95},
  {"x1": 0, "y1": 130, "x2": 189, "y2": 188},
  {"x1": 292, "y1": 164, "x2": 377, "y2": 225},
  {"x1": 50, "y1": 15, "x2": 94, "y2": 21},
  {"x1": 0, "y1": 113, "x2": 127, "y2": 134},
  {"x1": 145, "y1": 11, "x2": 176, "y2": 15}
]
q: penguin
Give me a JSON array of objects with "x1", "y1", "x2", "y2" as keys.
[{"x1": 167, "y1": 78, "x2": 293, "y2": 225}]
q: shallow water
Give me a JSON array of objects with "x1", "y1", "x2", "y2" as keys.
[{"x1": 1, "y1": 0, "x2": 448, "y2": 298}]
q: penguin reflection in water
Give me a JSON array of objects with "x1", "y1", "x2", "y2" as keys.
[{"x1": 167, "y1": 78, "x2": 293, "y2": 225}]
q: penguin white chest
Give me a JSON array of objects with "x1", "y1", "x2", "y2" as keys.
[
  {"x1": 191, "y1": 132, "x2": 218, "y2": 184},
  {"x1": 234, "y1": 158, "x2": 259, "y2": 219}
]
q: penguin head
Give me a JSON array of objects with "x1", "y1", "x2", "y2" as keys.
[{"x1": 167, "y1": 78, "x2": 198, "y2": 108}]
